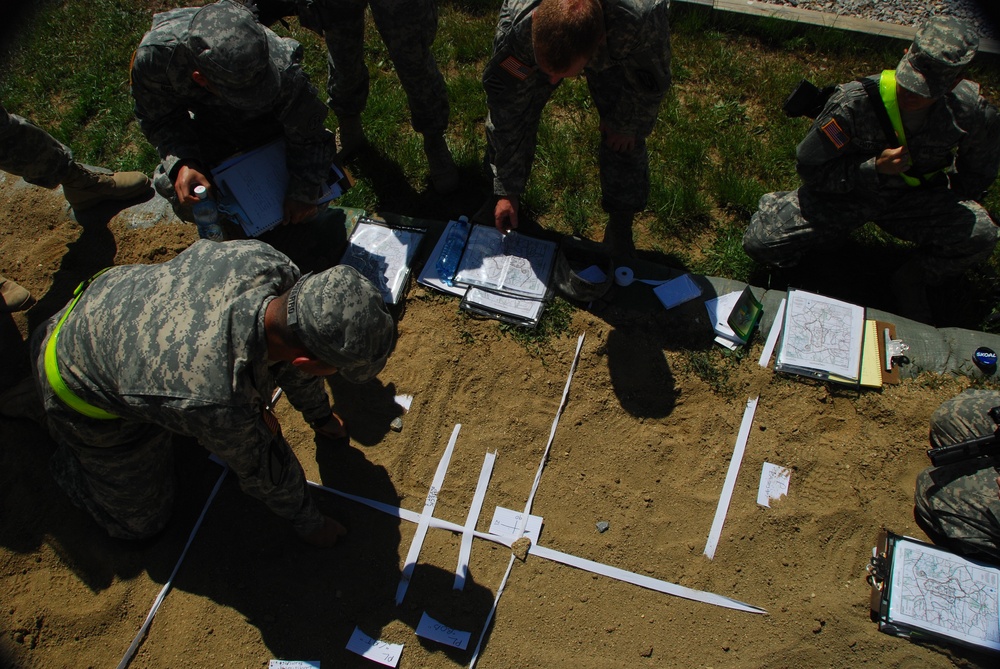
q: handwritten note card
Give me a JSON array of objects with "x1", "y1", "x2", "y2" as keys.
[
  {"x1": 415, "y1": 612, "x2": 471, "y2": 650},
  {"x1": 346, "y1": 627, "x2": 403, "y2": 667},
  {"x1": 756, "y1": 462, "x2": 791, "y2": 507},
  {"x1": 489, "y1": 506, "x2": 543, "y2": 543}
]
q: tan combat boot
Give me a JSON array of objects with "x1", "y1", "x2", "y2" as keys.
[
  {"x1": 423, "y1": 134, "x2": 459, "y2": 194},
  {"x1": 0, "y1": 376, "x2": 45, "y2": 423},
  {"x1": 0, "y1": 275, "x2": 34, "y2": 313},
  {"x1": 601, "y1": 211, "x2": 636, "y2": 258},
  {"x1": 336, "y1": 115, "x2": 366, "y2": 157},
  {"x1": 61, "y1": 162, "x2": 151, "y2": 212}
]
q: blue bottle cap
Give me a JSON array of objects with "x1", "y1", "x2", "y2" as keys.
[{"x1": 973, "y1": 347, "x2": 997, "y2": 375}]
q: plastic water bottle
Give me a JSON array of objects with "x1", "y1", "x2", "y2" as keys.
[
  {"x1": 435, "y1": 215, "x2": 469, "y2": 286},
  {"x1": 192, "y1": 185, "x2": 224, "y2": 242}
]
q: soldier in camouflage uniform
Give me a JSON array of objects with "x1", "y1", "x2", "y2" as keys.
[
  {"x1": 26, "y1": 239, "x2": 395, "y2": 547},
  {"x1": 915, "y1": 390, "x2": 1000, "y2": 562},
  {"x1": 0, "y1": 103, "x2": 150, "y2": 311},
  {"x1": 743, "y1": 17, "x2": 1000, "y2": 322},
  {"x1": 131, "y1": 0, "x2": 336, "y2": 226},
  {"x1": 482, "y1": 0, "x2": 672, "y2": 256},
  {"x1": 316, "y1": 0, "x2": 458, "y2": 193}
]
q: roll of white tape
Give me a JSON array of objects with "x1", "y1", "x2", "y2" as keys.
[{"x1": 614, "y1": 266, "x2": 634, "y2": 287}]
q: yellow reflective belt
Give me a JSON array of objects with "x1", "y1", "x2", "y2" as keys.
[
  {"x1": 878, "y1": 70, "x2": 943, "y2": 187},
  {"x1": 44, "y1": 269, "x2": 119, "y2": 420}
]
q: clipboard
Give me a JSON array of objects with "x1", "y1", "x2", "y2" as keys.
[
  {"x1": 866, "y1": 529, "x2": 1000, "y2": 654},
  {"x1": 858, "y1": 320, "x2": 900, "y2": 387}
]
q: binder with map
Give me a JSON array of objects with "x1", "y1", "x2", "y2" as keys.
[
  {"x1": 453, "y1": 226, "x2": 557, "y2": 300},
  {"x1": 339, "y1": 217, "x2": 425, "y2": 305},
  {"x1": 775, "y1": 289, "x2": 866, "y2": 384},
  {"x1": 868, "y1": 530, "x2": 1000, "y2": 653}
]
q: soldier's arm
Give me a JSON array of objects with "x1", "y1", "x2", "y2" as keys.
[
  {"x1": 198, "y1": 406, "x2": 326, "y2": 538},
  {"x1": 272, "y1": 362, "x2": 332, "y2": 425},
  {"x1": 130, "y1": 46, "x2": 205, "y2": 181},
  {"x1": 795, "y1": 85, "x2": 882, "y2": 194},
  {"x1": 951, "y1": 89, "x2": 1000, "y2": 201},
  {"x1": 276, "y1": 66, "x2": 336, "y2": 204}
]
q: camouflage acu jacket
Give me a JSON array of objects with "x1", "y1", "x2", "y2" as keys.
[
  {"x1": 796, "y1": 77, "x2": 1000, "y2": 200},
  {"x1": 48, "y1": 240, "x2": 331, "y2": 534},
  {"x1": 131, "y1": 6, "x2": 334, "y2": 202}
]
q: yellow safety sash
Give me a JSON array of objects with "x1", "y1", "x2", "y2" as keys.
[
  {"x1": 878, "y1": 70, "x2": 944, "y2": 187},
  {"x1": 44, "y1": 269, "x2": 118, "y2": 420}
]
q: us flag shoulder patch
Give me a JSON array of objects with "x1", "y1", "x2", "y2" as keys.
[
  {"x1": 500, "y1": 55, "x2": 533, "y2": 81},
  {"x1": 820, "y1": 118, "x2": 849, "y2": 149}
]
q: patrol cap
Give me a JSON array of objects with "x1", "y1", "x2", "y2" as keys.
[
  {"x1": 186, "y1": 1, "x2": 282, "y2": 111},
  {"x1": 286, "y1": 266, "x2": 395, "y2": 383},
  {"x1": 895, "y1": 17, "x2": 978, "y2": 99}
]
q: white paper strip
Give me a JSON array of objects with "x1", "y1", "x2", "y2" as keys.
[
  {"x1": 346, "y1": 627, "x2": 403, "y2": 667},
  {"x1": 704, "y1": 396, "x2": 759, "y2": 560},
  {"x1": 470, "y1": 334, "x2": 586, "y2": 669},
  {"x1": 517, "y1": 332, "x2": 585, "y2": 535},
  {"x1": 396, "y1": 423, "x2": 461, "y2": 605},
  {"x1": 415, "y1": 612, "x2": 472, "y2": 650},
  {"x1": 529, "y1": 544, "x2": 765, "y2": 614},
  {"x1": 758, "y1": 298, "x2": 785, "y2": 368},
  {"x1": 455, "y1": 451, "x2": 497, "y2": 590},
  {"x1": 268, "y1": 662, "x2": 320, "y2": 669},
  {"x1": 117, "y1": 462, "x2": 229, "y2": 669},
  {"x1": 307, "y1": 479, "x2": 764, "y2": 614}
]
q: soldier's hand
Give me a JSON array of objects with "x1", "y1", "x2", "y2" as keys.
[
  {"x1": 876, "y1": 146, "x2": 911, "y2": 175},
  {"x1": 282, "y1": 198, "x2": 318, "y2": 225},
  {"x1": 600, "y1": 121, "x2": 636, "y2": 153},
  {"x1": 302, "y1": 515, "x2": 347, "y2": 548},
  {"x1": 175, "y1": 163, "x2": 212, "y2": 206},
  {"x1": 312, "y1": 411, "x2": 349, "y2": 441},
  {"x1": 495, "y1": 195, "x2": 519, "y2": 233}
]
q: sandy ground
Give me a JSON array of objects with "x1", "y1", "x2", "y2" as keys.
[{"x1": 0, "y1": 174, "x2": 995, "y2": 669}]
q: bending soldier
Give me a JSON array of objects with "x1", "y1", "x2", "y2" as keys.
[
  {"x1": 482, "y1": 0, "x2": 672, "y2": 256},
  {"x1": 21, "y1": 240, "x2": 395, "y2": 547}
]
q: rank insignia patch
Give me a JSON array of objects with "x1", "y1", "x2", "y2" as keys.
[
  {"x1": 820, "y1": 118, "x2": 849, "y2": 149},
  {"x1": 499, "y1": 55, "x2": 533, "y2": 81}
]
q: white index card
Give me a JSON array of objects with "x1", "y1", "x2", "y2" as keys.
[
  {"x1": 757, "y1": 462, "x2": 791, "y2": 507},
  {"x1": 346, "y1": 627, "x2": 403, "y2": 667},
  {"x1": 489, "y1": 506, "x2": 543, "y2": 543},
  {"x1": 394, "y1": 394, "x2": 413, "y2": 412},
  {"x1": 415, "y1": 612, "x2": 471, "y2": 650},
  {"x1": 269, "y1": 662, "x2": 320, "y2": 669}
]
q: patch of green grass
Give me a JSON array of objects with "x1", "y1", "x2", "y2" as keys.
[
  {"x1": 3, "y1": 0, "x2": 999, "y2": 333},
  {"x1": 692, "y1": 222, "x2": 756, "y2": 282},
  {"x1": 499, "y1": 297, "x2": 575, "y2": 355}
]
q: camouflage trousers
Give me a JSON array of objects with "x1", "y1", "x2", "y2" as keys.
[
  {"x1": 914, "y1": 390, "x2": 1000, "y2": 561},
  {"x1": 320, "y1": 0, "x2": 449, "y2": 136},
  {"x1": 29, "y1": 319, "x2": 175, "y2": 540},
  {"x1": 742, "y1": 185, "x2": 998, "y2": 284},
  {"x1": 0, "y1": 103, "x2": 73, "y2": 188},
  {"x1": 484, "y1": 72, "x2": 654, "y2": 213}
]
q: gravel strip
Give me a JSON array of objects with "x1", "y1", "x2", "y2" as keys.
[{"x1": 750, "y1": 0, "x2": 999, "y2": 41}]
